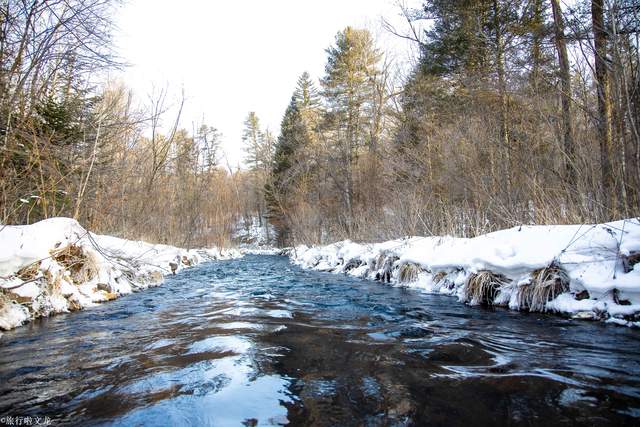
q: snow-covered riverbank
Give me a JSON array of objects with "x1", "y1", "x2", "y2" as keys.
[
  {"x1": 292, "y1": 219, "x2": 640, "y2": 327},
  {"x1": 0, "y1": 218, "x2": 241, "y2": 331}
]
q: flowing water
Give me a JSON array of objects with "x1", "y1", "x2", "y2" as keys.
[{"x1": 1, "y1": 255, "x2": 640, "y2": 426}]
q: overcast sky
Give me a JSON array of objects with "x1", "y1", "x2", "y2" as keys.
[{"x1": 113, "y1": 0, "x2": 422, "y2": 167}]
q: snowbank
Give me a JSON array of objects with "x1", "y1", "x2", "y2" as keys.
[
  {"x1": 0, "y1": 218, "x2": 241, "y2": 332},
  {"x1": 291, "y1": 219, "x2": 640, "y2": 327}
]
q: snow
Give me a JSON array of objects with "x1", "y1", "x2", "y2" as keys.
[
  {"x1": 544, "y1": 293, "x2": 598, "y2": 314},
  {"x1": 234, "y1": 216, "x2": 275, "y2": 248},
  {"x1": 0, "y1": 301, "x2": 29, "y2": 331},
  {"x1": 11, "y1": 282, "x2": 40, "y2": 299},
  {"x1": 0, "y1": 218, "x2": 242, "y2": 332},
  {"x1": 291, "y1": 219, "x2": 640, "y2": 327},
  {"x1": 241, "y1": 248, "x2": 284, "y2": 256}
]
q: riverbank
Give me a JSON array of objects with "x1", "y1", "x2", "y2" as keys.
[
  {"x1": 291, "y1": 219, "x2": 640, "y2": 327},
  {"x1": 0, "y1": 218, "x2": 241, "y2": 331}
]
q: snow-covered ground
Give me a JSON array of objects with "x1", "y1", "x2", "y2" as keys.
[
  {"x1": 0, "y1": 218, "x2": 241, "y2": 332},
  {"x1": 291, "y1": 219, "x2": 640, "y2": 327}
]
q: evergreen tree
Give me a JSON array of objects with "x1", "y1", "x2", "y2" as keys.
[
  {"x1": 419, "y1": 0, "x2": 493, "y2": 78},
  {"x1": 322, "y1": 27, "x2": 381, "y2": 149},
  {"x1": 293, "y1": 71, "x2": 321, "y2": 110},
  {"x1": 196, "y1": 124, "x2": 221, "y2": 172},
  {"x1": 269, "y1": 72, "x2": 322, "y2": 198},
  {"x1": 271, "y1": 100, "x2": 309, "y2": 187},
  {"x1": 293, "y1": 71, "x2": 322, "y2": 144},
  {"x1": 242, "y1": 112, "x2": 265, "y2": 171},
  {"x1": 266, "y1": 72, "x2": 324, "y2": 244},
  {"x1": 321, "y1": 27, "x2": 381, "y2": 223}
]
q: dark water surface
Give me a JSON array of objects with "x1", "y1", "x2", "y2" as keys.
[{"x1": 1, "y1": 255, "x2": 639, "y2": 426}]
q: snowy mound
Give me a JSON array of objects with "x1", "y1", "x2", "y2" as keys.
[
  {"x1": 0, "y1": 218, "x2": 241, "y2": 331},
  {"x1": 292, "y1": 219, "x2": 640, "y2": 327}
]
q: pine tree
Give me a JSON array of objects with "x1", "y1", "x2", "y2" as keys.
[
  {"x1": 293, "y1": 72, "x2": 321, "y2": 110},
  {"x1": 322, "y1": 28, "x2": 381, "y2": 146},
  {"x1": 266, "y1": 73, "x2": 324, "y2": 244},
  {"x1": 419, "y1": 0, "x2": 493, "y2": 78},
  {"x1": 321, "y1": 27, "x2": 381, "y2": 225},
  {"x1": 196, "y1": 124, "x2": 221, "y2": 172},
  {"x1": 242, "y1": 112, "x2": 265, "y2": 171},
  {"x1": 272, "y1": 100, "x2": 308, "y2": 185}
]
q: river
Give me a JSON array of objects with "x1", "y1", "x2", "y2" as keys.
[{"x1": 1, "y1": 255, "x2": 639, "y2": 426}]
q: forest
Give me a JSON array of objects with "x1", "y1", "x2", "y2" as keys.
[{"x1": 1, "y1": 0, "x2": 639, "y2": 248}]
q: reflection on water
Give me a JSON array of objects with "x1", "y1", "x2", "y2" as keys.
[{"x1": 0, "y1": 255, "x2": 639, "y2": 426}]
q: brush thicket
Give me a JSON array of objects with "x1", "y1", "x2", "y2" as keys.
[{"x1": 464, "y1": 270, "x2": 510, "y2": 306}]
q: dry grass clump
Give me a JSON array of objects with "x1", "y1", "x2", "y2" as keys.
[
  {"x1": 51, "y1": 244, "x2": 98, "y2": 285},
  {"x1": 464, "y1": 271, "x2": 511, "y2": 306},
  {"x1": 16, "y1": 262, "x2": 40, "y2": 281},
  {"x1": 516, "y1": 264, "x2": 570, "y2": 312},
  {"x1": 398, "y1": 263, "x2": 421, "y2": 283},
  {"x1": 433, "y1": 271, "x2": 447, "y2": 284}
]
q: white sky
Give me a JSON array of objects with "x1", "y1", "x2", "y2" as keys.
[{"x1": 113, "y1": 0, "x2": 422, "y2": 167}]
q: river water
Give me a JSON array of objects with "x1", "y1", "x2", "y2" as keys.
[{"x1": 1, "y1": 255, "x2": 639, "y2": 426}]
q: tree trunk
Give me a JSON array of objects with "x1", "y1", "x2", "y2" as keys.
[
  {"x1": 592, "y1": 0, "x2": 616, "y2": 215},
  {"x1": 551, "y1": 0, "x2": 576, "y2": 185},
  {"x1": 530, "y1": 0, "x2": 544, "y2": 92},
  {"x1": 493, "y1": 0, "x2": 512, "y2": 197}
]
